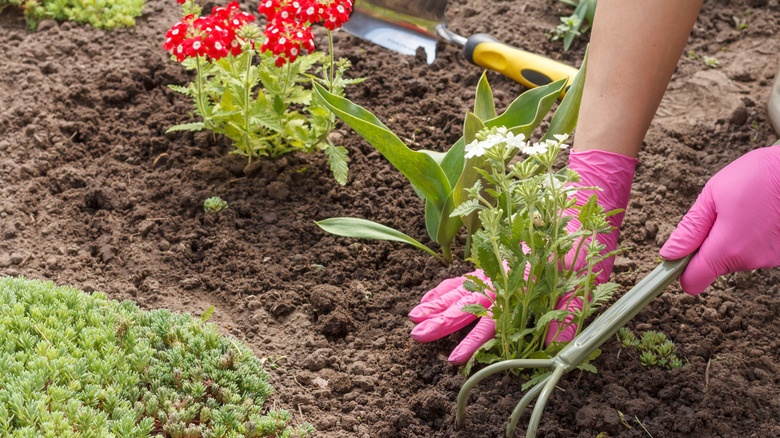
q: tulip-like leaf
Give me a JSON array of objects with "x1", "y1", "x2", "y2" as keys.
[
  {"x1": 316, "y1": 217, "x2": 444, "y2": 262},
  {"x1": 543, "y1": 47, "x2": 588, "y2": 141},
  {"x1": 312, "y1": 82, "x2": 451, "y2": 209},
  {"x1": 491, "y1": 78, "x2": 567, "y2": 138},
  {"x1": 453, "y1": 112, "x2": 488, "y2": 234},
  {"x1": 474, "y1": 72, "x2": 497, "y2": 121}
]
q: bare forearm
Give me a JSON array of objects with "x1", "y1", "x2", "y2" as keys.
[{"x1": 573, "y1": 0, "x2": 703, "y2": 157}]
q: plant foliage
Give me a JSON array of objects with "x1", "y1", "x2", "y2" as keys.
[
  {"x1": 313, "y1": 54, "x2": 588, "y2": 264},
  {"x1": 1, "y1": 0, "x2": 144, "y2": 31},
  {"x1": 550, "y1": 0, "x2": 597, "y2": 51},
  {"x1": 0, "y1": 276, "x2": 314, "y2": 437},
  {"x1": 617, "y1": 328, "x2": 684, "y2": 369}
]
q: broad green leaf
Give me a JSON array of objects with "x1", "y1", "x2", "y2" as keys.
[
  {"x1": 316, "y1": 218, "x2": 443, "y2": 261},
  {"x1": 490, "y1": 78, "x2": 567, "y2": 137},
  {"x1": 313, "y1": 82, "x2": 451, "y2": 209},
  {"x1": 440, "y1": 137, "x2": 466, "y2": 186},
  {"x1": 543, "y1": 48, "x2": 588, "y2": 141},
  {"x1": 435, "y1": 191, "x2": 462, "y2": 251},
  {"x1": 424, "y1": 199, "x2": 440, "y2": 242},
  {"x1": 324, "y1": 143, "x2": 349, "y2": 186},
  {"x1": 165, "y1": 122, "x2": 205, "y2": 133},
  {"x1": 419, "y1": 150, "x2": 447, "y2": 165},
  {"x1": 473, "y1": 72, "x2": 497, "y2": 120}
]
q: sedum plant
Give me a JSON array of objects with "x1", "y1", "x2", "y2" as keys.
[
  {"x1": 313, "y1": 55, "x2": 587, "y2": 264},
  {"x1": 164, "y1": 0, "x2": 362, "y2": 185},
  {"x1": 451, "y1": 129, "x2": 621, "y2": 371},
  {"x1": 0, "y1": 0, "x2": 144, "y2": 31},
  {"x1": 203, "y1": 196, "x2": 228, "y2": 214},
  {"x1": 0, "y1": 276, "x2": 314, "y2": 438},
  {"x1": 617, "y1": 328, "x2": 684, "y2": 370}
]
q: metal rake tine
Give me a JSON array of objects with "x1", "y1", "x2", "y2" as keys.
[
  {"x1": 455, "y1": 359, "x2": 554, "y2": 430},
  {"x1": 524, "y1": 366, "x2": 565, "y2": 438},
  {"x1": 505, "y1": 374, "x2": 550, "y2": 437}
]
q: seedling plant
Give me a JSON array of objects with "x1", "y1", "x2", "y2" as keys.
[
  {"x1": 314, "y1": 54, "x2": 588, "y2": 264},
  {"x1": 203, "y1": 196, "x2": 228, "y2": 214},
  {"x1": 550, "y1": 0, "x2": 597, "y2": 51},
  {"x1": 617, "y1": 328, "x2": 684, "y2": 369},
  {"x1": 164, "y1": 0, "x2": 362, "y2": 185},
  {"x1": 452, "y1": 128, "x2": 622, "y2": 374}
]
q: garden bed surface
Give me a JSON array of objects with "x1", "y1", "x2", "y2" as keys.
[{"x1": 1, "y1": 0, "x2": 779, "y2": 436}]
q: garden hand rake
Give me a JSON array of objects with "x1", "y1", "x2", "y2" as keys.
[{"x1": 455, "y1": 255, "x2": 692, "y2": 438}]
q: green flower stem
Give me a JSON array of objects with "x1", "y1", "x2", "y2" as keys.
[
  {"x1": 243, "y1": 50, "x2": 252, "y2": 152},
  {"x1": 327, "y1": 29, "x2": 335, "y2": 90},
  {"x1": 194, "y1": 56, "x2": 208, "y2": 128},
  {"x1": 573, "y1": 230, "x2": 598, "y2": 339}
]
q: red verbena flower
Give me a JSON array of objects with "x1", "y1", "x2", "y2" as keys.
[
  {"x1": 322, "y1": 0, "x2": 352, "y2": 30},
  {"x1": 164, "y1": 2, "x2": 256, "y2": 62}
]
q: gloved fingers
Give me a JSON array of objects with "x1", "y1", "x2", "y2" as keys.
[
  {"x1": 660, "y1": 187, "x2": 716, "y2": 260},
  {"x1": 411, "y1": 286, "x2": 471, "y2": 323},
  {"x1": 676, "y1": 218, "x2": 732, "y2": 295},
  {"x1": 410, "y1": 292, "x2": 494, "y2": 343},
  {"x1": 554, "y1": 291, "x2": 584, "y2": 311},
  {"x1": 448, "y1": 317, "x2": 496, "y2": 365}
]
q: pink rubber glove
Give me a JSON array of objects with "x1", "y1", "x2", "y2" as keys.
[
  {"x1": 410, "y1": 150, "x2": 638, "y2": 364},
  {"x1": 660, "y1": 144, "x2": 780, "y2": 294}
]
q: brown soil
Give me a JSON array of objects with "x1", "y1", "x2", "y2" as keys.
[{"x1": 1, "y1": 0, "x2": 779, "y2": 437}]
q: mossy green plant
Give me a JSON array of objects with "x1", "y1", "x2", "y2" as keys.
[
  {"x1": 1, "y1": 0, "x2": 144, "y2": 31},
  {"x1": 0, "y1": 276, "x2": 314, "y2": 437},
  {"x1": 617, "y1": 327, "x2": 684, "y2": 370}
]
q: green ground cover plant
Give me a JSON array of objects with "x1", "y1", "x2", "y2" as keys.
[
  {"x1": 203, "y1": 196, "x2": 228, "y2": 214},
  {"x1": 0, "y1": 0, "x2": 144, "y2": 31},
  {"x1": 617, "y1": 328, "x2": 684, "y2": 369},
  {"x1": 164, "y1": 0, "x2": 362, "y2": 185},
  {"x1": 0, "y1": 276, "x2": 313, "y2": 437}
]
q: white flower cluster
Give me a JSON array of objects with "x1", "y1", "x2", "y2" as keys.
[{"x1": 464, "y1": 128, "x2": 570, "y2": 159}]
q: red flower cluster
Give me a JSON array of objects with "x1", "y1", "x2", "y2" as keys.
[
  {"x1": 258, "y1": 0, "x2": 353, "y2": 66},
  {"x1": 163, "y1": 1, "x2": 256, "y2": 62}
]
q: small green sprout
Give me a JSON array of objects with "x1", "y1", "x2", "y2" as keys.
[
  {"x1": 617, "y1": 328, "x2": 684, "y2": 370},
  {"x1": 703, "y1": 56, "x2": 720, "y2": 68},
  {"x1": 203, "y1": 196, "x2": 228, "y2": 214}
]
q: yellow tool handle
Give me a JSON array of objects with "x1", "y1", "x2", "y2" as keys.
[{"x1": 464, "y1": 34, "x2": 578, "y2": 94}]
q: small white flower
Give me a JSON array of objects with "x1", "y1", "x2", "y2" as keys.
[
  {"x1": 522, "y1": 142, "x2": 548, "y2": 156},
  {"x1": 464, "y1": 139, "x2": 488, "y2": 159},
  {"x1": 553, "y1": 133, "x2": 569, "y2": 143}
]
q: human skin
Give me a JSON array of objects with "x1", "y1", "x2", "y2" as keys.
[{"x1": 573, "y1": 0, "x2": 704, "y2": 158}]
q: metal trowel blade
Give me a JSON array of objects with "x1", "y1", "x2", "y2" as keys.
[{"x1": 341, "y1": 10, "x2": 438, "y2": 64}]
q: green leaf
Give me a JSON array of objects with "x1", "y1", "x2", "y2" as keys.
[
  {"x1": 450, "y1": 198, "x2": 481, "y2": 218},
  {"x1": 534, "y1": 309, "x2": 572, "y2": 332},
  {"x1": 577, "y1": 361, "x2": 597, "y2": 374},
  {"x1": 490, "y1": 78, "x2": 566, "y2": 137},
  {"x1": 166, "y1": 122, "x2": 205, "y2": 133},
  {"x1": 324, "y1": 143, "x2": 349, "y2": 186},
  {"x1": 461, "y1": 304, "x2": 489, "y2": 317},
  {"x1": 435, "y1": 191, "x2": 462, "y2": 254},
  {"x1": 316, "y1": 217, "x2": 443, "y2": 261},
  {"x1": 521, "y1": 370, "x2": 552, "y2": 391},
  {"x1": 453, "y1": 112, "x2": 488, "y2": 234},
  {"x1": 313, "y1": 82, "x2": 451, "y2": 210},
  {"x1": 424, "y1": 199, "x2": 440, "y2": 241},
  {"x1": 543, "y1": 47, "x2": 588, "y2": 141},
  {"x1": 439, "y1": 137, "x2": 466, "y2": 186},
  {"x1": 167, "y1": 84, "x2": 191, "y2": 95},
  {"x1": 473, "y1": 72, "x2": 497, "y2": 120}
]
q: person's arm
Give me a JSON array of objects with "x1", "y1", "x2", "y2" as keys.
[{"x1": 574, "y1": 0, "x2": 704, "y2": 158}]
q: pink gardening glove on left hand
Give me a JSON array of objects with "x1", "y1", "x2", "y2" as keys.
[
  {"x1": 410, "y1": 150, "x2": 638, "y2": 364},
  {"x1": 660, "y1": 144, "x2": 780, "y2": 294}
]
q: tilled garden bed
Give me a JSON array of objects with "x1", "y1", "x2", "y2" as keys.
[{"x1": 1, "y1": 0, "x2": 778, "y2": 436}]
